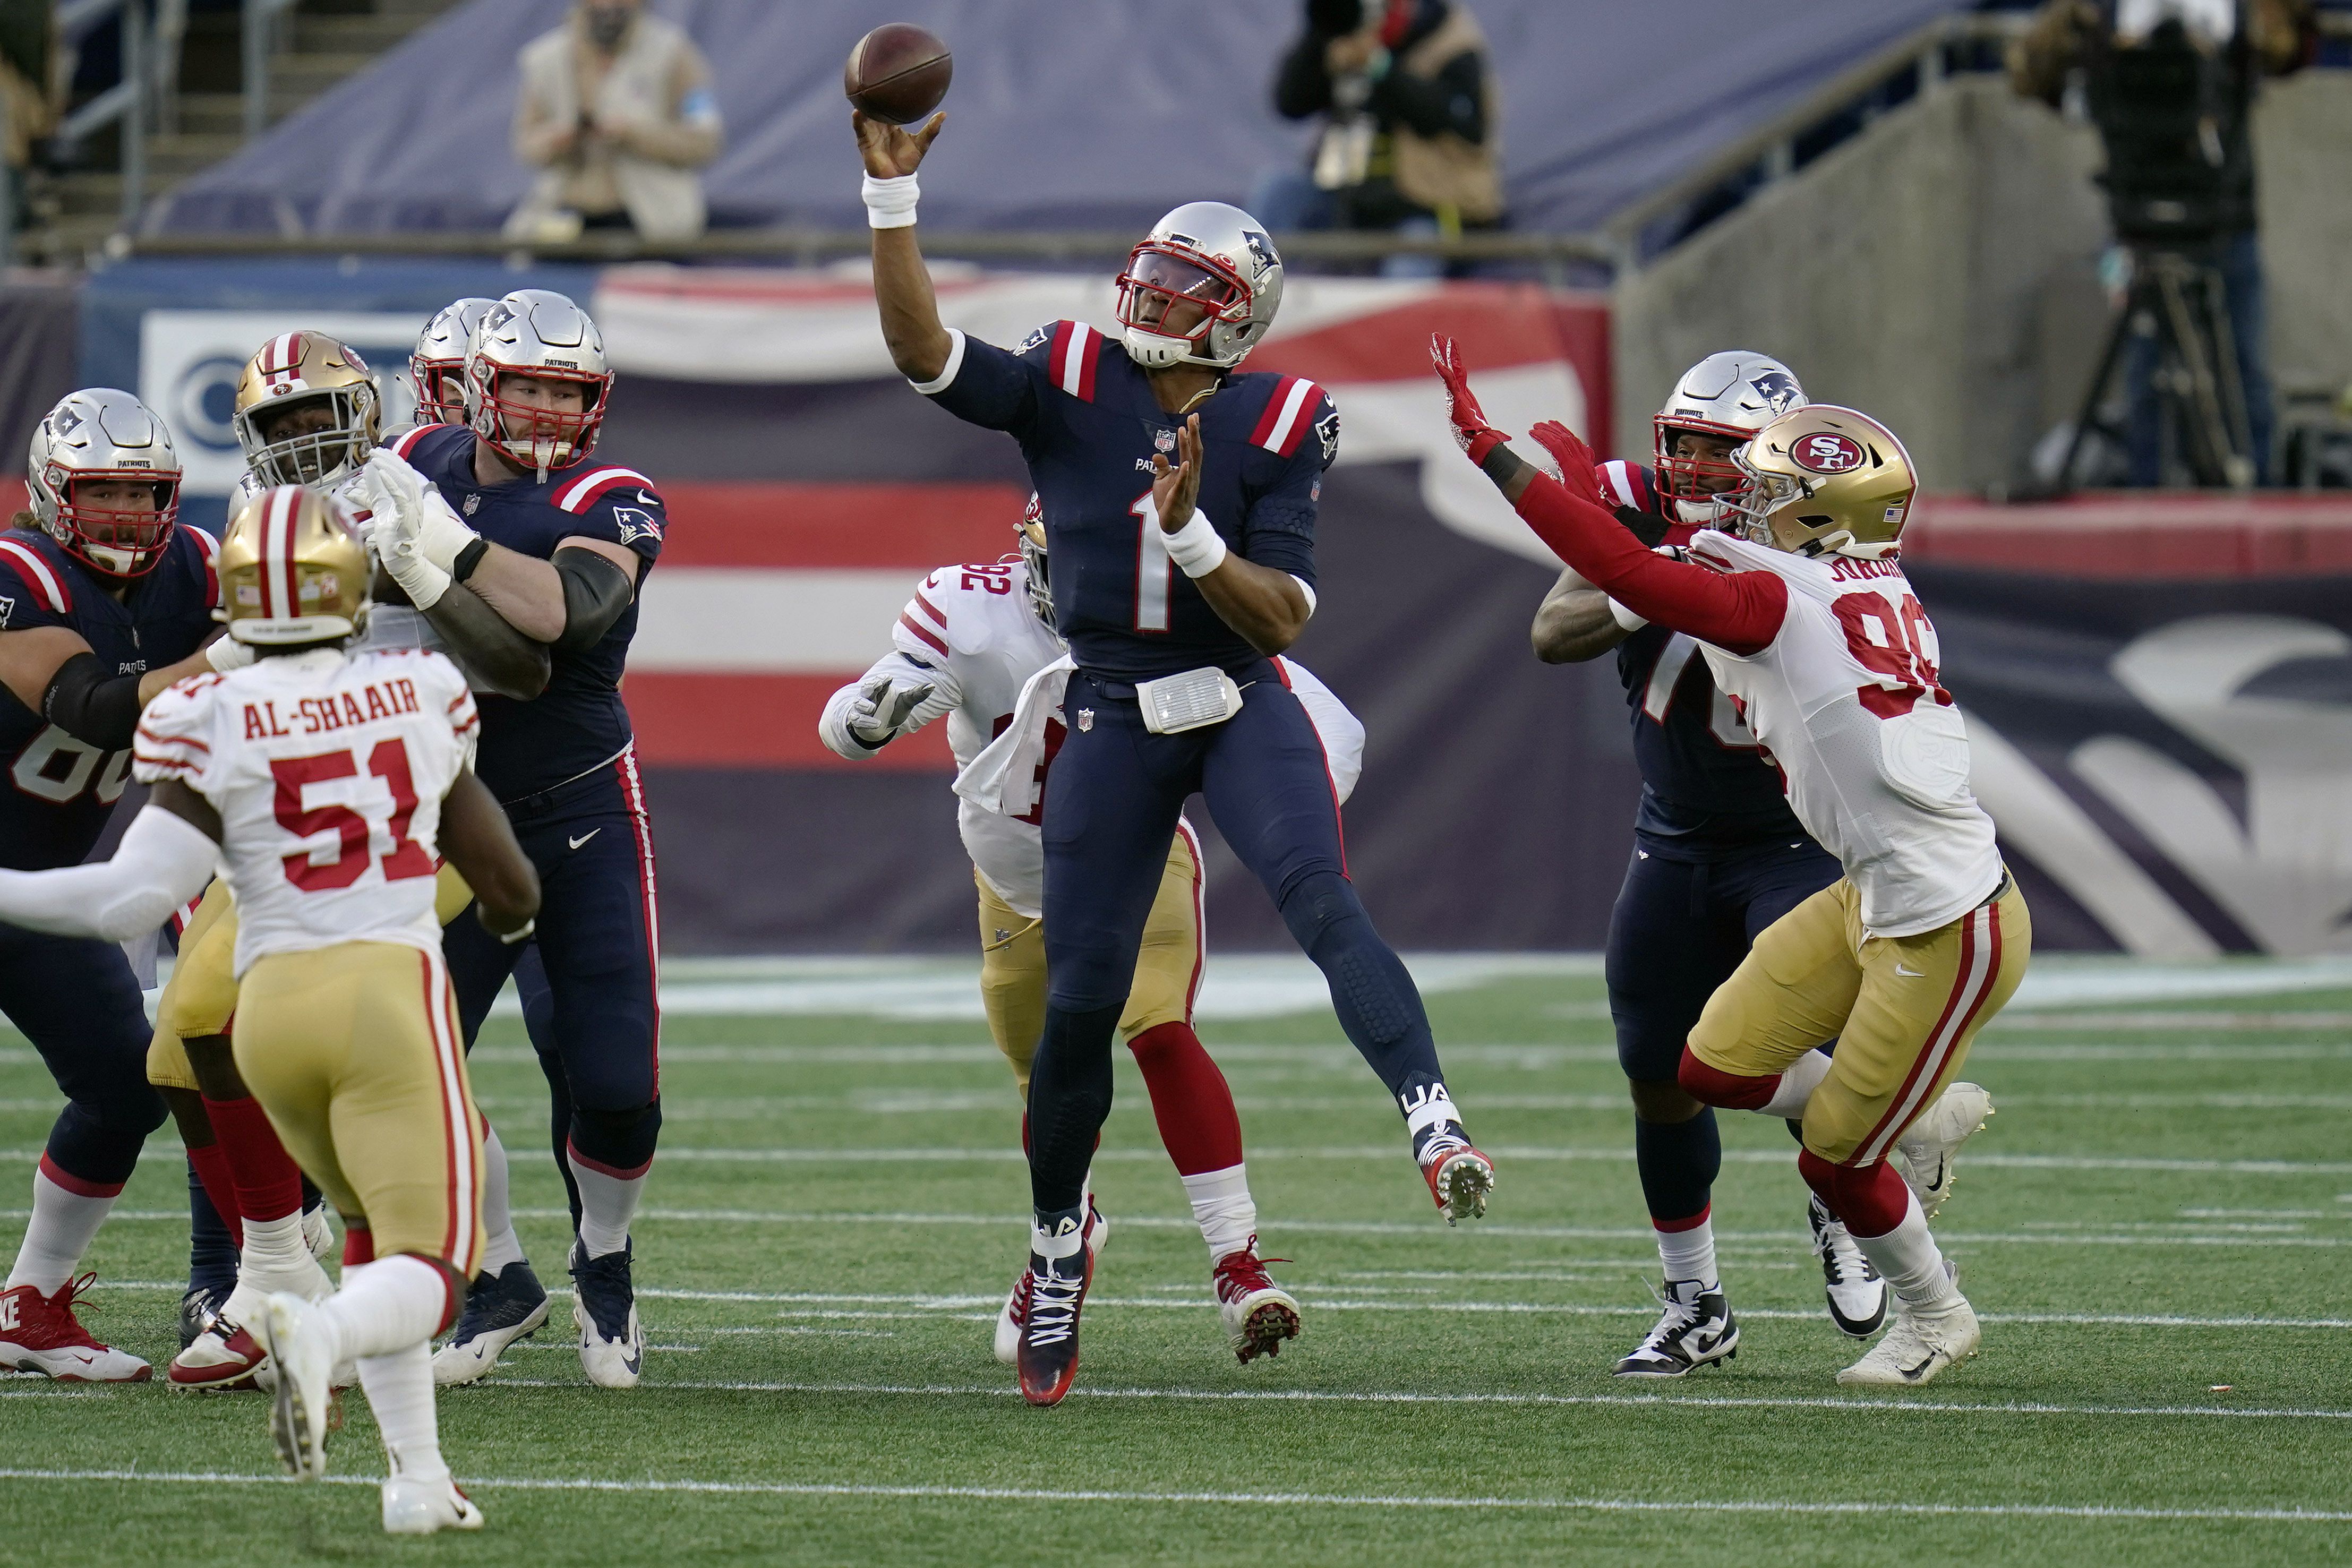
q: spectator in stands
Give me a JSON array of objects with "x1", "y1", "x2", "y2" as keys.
[
  {"x1": 2008, "y1": 0, "x2": 2316, "y2": 485},
  {"x1": 506, "y1": 0, "x2": 722, "y2": 244},
  {"x1": 1253, "y1": 0, "x2": 1502, "y2": 279},
  {"x1": 0, "y1": 4, "x2": 56, "y2": 256}
]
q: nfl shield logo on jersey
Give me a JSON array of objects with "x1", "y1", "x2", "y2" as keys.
[
  {"x1": 1154, "y1": 427, "x2": 1177, "y2": 456},
  {"x1": 1077, "y1": 708, "x2": 1094, "y2": 732}
]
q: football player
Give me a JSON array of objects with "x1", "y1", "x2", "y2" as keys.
[
  {"x1": 1439, "y1": 340, "x2": 2030, "y2": 1386},
  {"x1": 1525, "y1": 355, "x2": 1917, "y2": 1377},
  {"x1": 366, "y1": 289, "x2": 668, "y2": 1390},
  {"x1": 819, "y1": 502, "x2": 1369, "y2": 1364},
  {"x1": 857, "y1": 112, "x2": 1491, "y2": 1407},
  {"x1": 409, "y1": 299, "x2": 495, "y2": 427},
  {"x1": 0, "y1": 391, "x2": 240, "y2": 1382},
  {"x1": 0, "y1": 484, "x2": 540, "y2": 1532},
  {"x1": 156, "y1": 328, "x2": 555, "y2": 1392}
]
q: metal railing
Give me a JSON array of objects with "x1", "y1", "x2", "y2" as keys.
[
  {"x1": 54, "y1": 0, "x2": 152, "y2": 229},
  {"x1": 243, "y1": 0, "x2": 303, "y2": 140}
]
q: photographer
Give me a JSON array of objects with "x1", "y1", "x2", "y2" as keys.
[
  {"x1": 1253, "y1": 0, "x2": 1502, "y2": 279},
  {"x1": 2010, "y1": 0, "x2": 2317, "y2": 485}
]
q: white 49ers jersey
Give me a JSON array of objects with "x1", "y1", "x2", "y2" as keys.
[
  {"x1": 1684, "y1": 530, "x2": 2002, "y2": 937},
  {"x1": 821, "y1": 557, "x2": 1365, "y2": 918},
  {"x1": 133, "y1": 647, "x2": 480, "y2": 975}
]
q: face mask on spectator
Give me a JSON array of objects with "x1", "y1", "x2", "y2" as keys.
[{"x1": 584, "y1": 3, "x2": 633, "y2": 49}]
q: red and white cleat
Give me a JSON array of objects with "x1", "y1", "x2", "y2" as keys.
[
  {"x1": 0, "y1": 1274, "x2": 152, "y2": 1382},
  {"x1": 994, "y1": 1200, "x2": 1106, "y2": 1366},
  {"x1": 1212, "y1": 1240, "x2": 1301, "y2": 1363},
  {"x1": 1419, "y1": 1134, "x2": 1495, "y2": 1226},
  {"x1": 168, "y1": 1313, "x2": 268, "y2": 1391}
]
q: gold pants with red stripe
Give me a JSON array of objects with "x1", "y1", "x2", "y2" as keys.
[
  {"x1": 1688, "y1": 873, "x2": 2030, "y2": 1166},
  {"x1": 149, "y1": 866, "x2": 476, "y2": 1092},
  {"x1": 978, "y1": 825, "x2": 1203, "y2": 1096},
  {"x1": 230, "y1": 940, "x2": 483, "y2": 1272}
]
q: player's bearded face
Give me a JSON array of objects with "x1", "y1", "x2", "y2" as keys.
[
  {"x1": 492, "y1": 374, "x2": 593, "y2": 458},
  {"x1": 1674, "y1": 432, "x2": 1744, "y2": 496},
  {"x1": 69, "y1": 477, "x2": 172, "y2": 550}
]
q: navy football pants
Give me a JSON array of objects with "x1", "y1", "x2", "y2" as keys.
[
  {"x1": 1029, "y1": 670, "x2": 1445, "y2": 1214},
  {"x1": 0, "y1": 926, "x2": 166, "y2": 1190},
  {"x1": 445, "y1": 752, "x2": 662, "y2": 1178}
]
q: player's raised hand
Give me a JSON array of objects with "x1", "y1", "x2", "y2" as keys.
[
  {"x1": 1151, "y1": 414, "x2": 1205, "y2": 533},
  {"x1": 847, "y1": 671, "x2": 936, "y2": 744},
  {"x1": 853, "y1": 109, "x2": 945, "y2": 178},
  {"x1": 1430, "y1": 335, "x2": 1505, "y2": 465},
  {"x1": 1529, "y1": 422, "x2": 1604, "y2": 505}
]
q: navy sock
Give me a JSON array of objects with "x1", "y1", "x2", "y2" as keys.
[
  {"x1": 1027, "y1": 1003, "x2": 1120, "y2": 1214},
  {"x1": 1278, "y1": 869, "x2": 1445, "y2": 1103},
  {"x1": 1632, "y1": 1108, "x2": 1721, "y2": 1227},
  {"x1": 186, "y1": 1159, "x2": 238, "y2": 1299}
]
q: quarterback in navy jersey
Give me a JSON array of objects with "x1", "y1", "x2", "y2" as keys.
[
  {"x1": 1526, "y1": 354, "x2": 1899, "y2": 1378},
  {"x1": 857, "y1": 109, "x2": 1490, "y2": 1406},
  {"x1": 367, "y1": 290, "x2": 667, "y2": 1391},
  {"x1": 0, "y1": 390, "x2": 237, "y2": 1381}
]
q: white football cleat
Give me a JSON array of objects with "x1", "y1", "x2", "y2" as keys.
[
  {"x1": 1836, "y1": 1296, "x2": 1981, "y2": 1387},
  {"x1": 1807, "y1": 1193, "x2": 1887, "y2": 1338},
  {"x1": 257, "y1": 1291, "x2": 336, "y2": 1478},
  {"x1": 433, "y1": 1261, "x2": 549, "y2": 1386},
  {"x1": 302, "y1": 1204, "x2": 337, "y2": 1265},
  {"x1": 1613, "y1": 1279, "x2": 1739, "y2": 1378},
  {"x1": 1212, "y1": 1240, "x2": 1301, "y2": 1364},
  {"x1": 569, "y1": 1241, "x2": 643, "y2": 1389},
  {"x1": 381, "y1": 1474, "x2": 485, "y2": 1535},
  {"x1": 1896, "y1": 1082, "x2": 1994, "y2": 1221},
  {"x1": 995, "y1": 1201, "x2": 1107, "y2": 1365},
  {"x1": 0, "y1": 1276, "x2": 151, "y2": 1382}
]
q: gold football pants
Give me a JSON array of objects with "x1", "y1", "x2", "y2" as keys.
[
  {"x1": 149, "y1": 865, "x2": 475, "y2": 1091},
  {"x1": 1688, "y1": 873, "x2": 2030, "y2": 1166},
  {"x1": 979, "y1": 825, "x2": 1203, "y2": 1095},
  {"x1": 230, "y1": 940, "x2": 484, "y2": 1271}
]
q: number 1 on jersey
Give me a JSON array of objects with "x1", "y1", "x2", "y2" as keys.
[{"x1": 1132, "y1": 491, "x2": 1173, "y2": 633}]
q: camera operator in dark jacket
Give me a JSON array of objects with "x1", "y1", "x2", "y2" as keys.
[
  {"x1": 1251, "y1": 0, "x2": 1502, "y2": 279},
  {"x1": 2010, "y1": 0, "x2": 2317, "y2": 484}
]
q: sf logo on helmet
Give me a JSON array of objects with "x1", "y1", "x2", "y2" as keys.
[{"x1": 1794, "y1": 432, "x2": 1865, "y2": 474}]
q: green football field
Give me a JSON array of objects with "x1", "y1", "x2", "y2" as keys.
[{"x1": 3, "y1": 957, "x2": 2350, "y2": 1566}]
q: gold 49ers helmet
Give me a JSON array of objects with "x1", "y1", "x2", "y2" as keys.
[
  {"x1": 218, "y1": 485, "x2": 371, "y2": 645},
  {"x1": 233, "y1": 331, "x2": 383, "y2": 489},
  {"x1": 1727, "y1": 405, "x2": 1918, "y2": 560}
]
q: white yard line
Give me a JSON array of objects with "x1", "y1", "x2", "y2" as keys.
[{"x1": 0, "y1": 1466, "x2": 2342, "y2": 1523}]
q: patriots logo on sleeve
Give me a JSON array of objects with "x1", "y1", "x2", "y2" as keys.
[
  {"x1": 611, "y1": 507, "x2": 665, "y2": 546},
  {"x1": 0, "y1": 596, "x2": 12, "y2": 629},
  {"x1": 1015, "y1": 324, "x2": 1053, "y2": 355},
  {"x1": 1315, "y1": 406, "x2": 1341, "y2": 464}
]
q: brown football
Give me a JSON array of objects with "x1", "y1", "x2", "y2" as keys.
[{"x1": 844, "y1": 23, "x2": 952, "y2": 125}]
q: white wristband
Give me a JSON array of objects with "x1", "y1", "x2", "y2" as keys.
[
  {"x1": 1161, "y1": 508, "x2": 1228, "y2": 578},
  {"x1": 1607, "y1": 597, "x2": 1648, "y2": 632},
  {"x1": 862, "y1": 173, "x2": 919, "y2": 229}
]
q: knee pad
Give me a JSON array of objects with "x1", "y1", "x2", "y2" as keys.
[
  {"x1": 568, "y1": 1099, "x2": 662, "y2": 1175},
  {"x1": 1678, "y1": 1046, "x2": 1778, "y2": 1111},
  {"x1": 1274, "y1": 868, "x2": 1361, "y2": 950},
  {"x1": 1279, "y1": 870, "x2": 1414, "y2": 1044}
]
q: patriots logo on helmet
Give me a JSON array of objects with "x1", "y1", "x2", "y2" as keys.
[
  {"x1": 1794, "y1": 432, "x2": 1865, "y2": 474},
  {"x1": 52, "y1": 406, "x2": 82, "y2": 439},
  {"x1": 611, "y1": 505, "x2": 665, "y2": 545},
  {"x1": 1239, "y1": 228, "x2": 1276, "y2": 278},
  {"x1": 1752, "y1": 370, "x2": 1802, "y2": 416}
]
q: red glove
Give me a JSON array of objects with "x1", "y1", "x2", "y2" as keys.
[
  {"x1": 1430, "y1": 334, "x2": 1506, "y2": 465},
  {"x1": 1528, "y1": 421, "x2": 1603, "y2": 505}
]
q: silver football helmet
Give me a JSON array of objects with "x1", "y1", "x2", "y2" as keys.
[
  {"x1": 464, "y1": 288, "x2": 613, "y2": 477},
  {"x1": 410, "y1": 297, "x2": 494, "y2": 426},
  {"x1": 25, "y1": 388, "x2": 182, "y2": 578},
  {"x1": 1115, "y1": 202, "x2": 1283, "y2": 371},
  {"x1": 1654, "y1": 351, "x2": 1807, "y2": 526}
]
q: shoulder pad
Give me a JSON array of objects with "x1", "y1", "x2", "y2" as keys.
[
  {"x1": 383, "y1": 422, "x2": 462, "y2": 464},
  {"x1": 1594, "y1": 460, "x2": 1657, "y2": 512},
  {"x1": 1028, "y1": 320, "x2": 1106, "y2": 402},
  {"x1": 1246, "y1": 374, "x2": 1332, "y2": 459},
  {"x1": 132, "y1": 672, "x2": 227, "y2": 784},
  {"x1": 551, "y1": 464, "x2": 662, "y2": 518},
  {"x1": 0, "y1": 536, "x2": 73, "y2": 615}
]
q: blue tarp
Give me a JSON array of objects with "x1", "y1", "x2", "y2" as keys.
[{"x1": 153, "y1": 0, "x2": 1964, "y2": 237}]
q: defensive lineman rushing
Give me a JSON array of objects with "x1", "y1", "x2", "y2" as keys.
[
  {"x1": 0, "y1": 485, "x2": 541, "y2": 1532},
  {"x1": 1439, "y1": 338, "x2": 2030, "y2": 1385},
  {"x1": 1529, "y1": 355, "x2": 1909, "y2": 1376},
  {"x1": 857, "y1": 110, "x2": 1491, "y2": 1407},
  {"x1": 820, "y1": 502, "x2": 1370, "y2": 1363},
  {"x1": 0, "y1": 390, "x2": 235, "y2": 1382}
]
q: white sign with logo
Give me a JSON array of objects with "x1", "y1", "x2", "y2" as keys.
[{"x1": 138, "y1": 310, "x2": 434, "y2": 496}]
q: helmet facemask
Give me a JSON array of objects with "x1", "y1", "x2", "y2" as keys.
[
  {"x1": 1116, "y1": 243, "x2": 1254, "y2": 371},
  {"x1": 1654, "y1": 418, "x2": 1757, "y2": 528},
  {"x1": 467, "y1": 364, "x2": 610, "y2": 482},
  {"x1": 411, "y1": 360, "x2": 469, "y2": 426},
  {"x1": 49, "y1": 472, "x2": 180, "y2": 579},
  {"x1": 1016, "y1": 499, "x2": 1053, "y2": 627},
  {"x1": 240, "y1": 386, "x2": 378, "y2": 489}
]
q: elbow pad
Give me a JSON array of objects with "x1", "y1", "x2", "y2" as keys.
[
  {"x1": 42, "y1": 653, "x2": 146, "y2": 750},
  {"x1": 551, "y1": 547, "x2": 636, "y2": 656}
]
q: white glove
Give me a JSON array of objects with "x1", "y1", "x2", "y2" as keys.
[
  {"x1": 363, "y1": 450, "x2": 478, "y2": 573},
  {"x1": 203, "y1": 635, "x2": 255, "y2": 673},
  {"x1": 846, "y1": 671, "x2": 936, "y2": 746},
  {"x1": 370, "y1": 503, "x2": 452, "y2": 610}
]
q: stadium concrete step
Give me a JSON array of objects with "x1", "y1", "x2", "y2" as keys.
[{"x1": 149, "y1": 133, "x2": 248, "y2": 182}]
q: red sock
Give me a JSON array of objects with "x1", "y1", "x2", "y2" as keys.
[
  {"x1": 185, "y1": 1139, "x2": 244, "y2": 1250},
  {"x1": 1126, "y1": 1022, "x2": 1244, "y2": 1176},
  {"x1": 343, "y1": 1226, "x2": 374, "y2": 1267},
  {"x1": 201, "y1": 1094, "x2": 304, "y2": 1225}
]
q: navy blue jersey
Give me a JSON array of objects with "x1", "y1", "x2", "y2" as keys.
[
  {"x1": 387, "y1": 424, "x2": 666, "y2": 802},
  {"x1": 0, "y1": 525, "x2": 219, "y2": 870},
  {"x1": 1589, "y1": 462, "x2": 1808, "y2": 858},
  {"x1": 922, "y1": 321, "x2": 1337, "y2": 681}
]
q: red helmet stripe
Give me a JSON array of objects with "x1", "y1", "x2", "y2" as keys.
[{"x1": 0, "y1": 539, "x2": 69, "y2": 614}]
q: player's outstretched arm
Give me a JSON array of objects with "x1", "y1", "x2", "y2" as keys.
[
  {"x1": 856, "y1": 109, "x2": 952, "y2": 384},
  {"x1": 0, "y1": 784, "x2": 218, "y2": 942},
  {"x1": 439, "y1": 769, "x2": 540, "y2": 939},
  {"x1": 1153, "y1": 415, "x2": 1312, "y2": 655}
]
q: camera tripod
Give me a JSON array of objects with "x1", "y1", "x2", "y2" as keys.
[{"x1": 2056, "y1": 243, "x2": 2255, "y2": 491}]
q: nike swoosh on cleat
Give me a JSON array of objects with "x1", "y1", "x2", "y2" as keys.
[
  {"x1": 1901, "y1": 1355, "x2": 1939, "y2": 1380},
  {"x1": 568, "y1": 829, "x2": 601, "y2": 850},
  {"x1": 1920, "y1": 1159, "x2": 1948, "y2": 1190}
]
